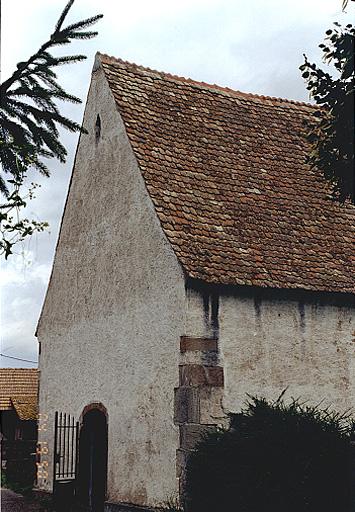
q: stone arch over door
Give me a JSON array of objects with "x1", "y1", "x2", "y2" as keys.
[{"x1": 77, "y1": 403, "x2": 108, "y2": 512}]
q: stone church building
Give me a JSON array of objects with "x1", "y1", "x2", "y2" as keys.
[{"x1": 36, "y1": 53, "x2": 355, "y2": 511}]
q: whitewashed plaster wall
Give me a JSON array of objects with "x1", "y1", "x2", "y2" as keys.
[
  {"x1": 37, "y1": 63, "x2": 185, "y2": 506},
  {"x1": 185, "y1": 286, "x2": 354, "y2": 413}
]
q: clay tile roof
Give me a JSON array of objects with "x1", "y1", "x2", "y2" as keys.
[
  {"x1": 11, "y1": 396, "x2": 38, "y2": 421},
  {"x1": 0, "y1": 369, "x2": 38, "y2": 412},
  {"x1": 98, "y1": 53, "x2": 355, "y2": 294}
]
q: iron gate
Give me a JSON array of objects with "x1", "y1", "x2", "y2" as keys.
[{"x1": 53, "y1": 411, "x2": 79, "y2": 508}]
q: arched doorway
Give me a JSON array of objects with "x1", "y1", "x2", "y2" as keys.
[{"x1": 77, "y1": 406, "x2": 108, "y2": 512}]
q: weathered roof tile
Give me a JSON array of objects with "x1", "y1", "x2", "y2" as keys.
[
  {"x1": 11, "y1": 396, "x2": 38, "y2": 421},
  {"x1": 99, "y1": 54, "x2": 355, "y2": 294},
  {"x1": 0, "y1": 369, "x2": 38, "y2": 412}
]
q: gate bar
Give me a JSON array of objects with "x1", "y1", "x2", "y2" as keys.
[
  {"x1": 53, "y1": 411, "x2": 58, "y2": 493},
  {"x1": 71, "y1": 416, "x2": 75, "y2": 476}
]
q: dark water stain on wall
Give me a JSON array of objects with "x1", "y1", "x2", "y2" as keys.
[
  {"x1": 254, "y1": 296, "x2": 262, "y2": 328},
  {"x1": 298, "y1": 302, "x2": 306, "y2": 332},
  {"x1": 202, "y1": 291, "x2": 220, "y2": 338}
]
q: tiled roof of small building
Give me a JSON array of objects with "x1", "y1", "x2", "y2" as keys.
[
  {"x1": 0, "y1": 369, "x2": 38, "y2": 412},
  {"x1": 11, "y1": 396, "x2": 38, "y2": 421},
  {"x1": 99, "y1": 54, "x2": 355, "y2": 294}
]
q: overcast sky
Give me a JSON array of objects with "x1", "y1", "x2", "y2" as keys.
[{"x1": 0, "y1": 0, "x2": 350, "y2": 367}]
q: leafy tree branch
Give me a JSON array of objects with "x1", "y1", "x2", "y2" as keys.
[
  {"x1": 300, "y1": 12, "x2": 354, "y2": 203},
  {"x1": 0, "y1": 172, "x2": 48, "y2": 259}
]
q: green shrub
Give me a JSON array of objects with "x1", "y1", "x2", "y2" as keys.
[
  {"x1": 1, "y1": 471, "x2": 8, "y2": 487},
  {"x1": 185, "y1": 394, "x2": 354, "y2": 512},
  {"x1": 1, "y1": 475, "x2": 33, "y2": 496}
]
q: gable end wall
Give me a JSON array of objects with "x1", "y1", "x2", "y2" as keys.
[{"x1": 37, "y1": 66, "x2": 186, "y2": 506}]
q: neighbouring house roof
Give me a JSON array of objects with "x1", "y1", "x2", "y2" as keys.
[
  {"x1": 10, "y1": 396, "x2": 38, "y2": 421},
  {"x1": 99, "y1": 54, "x2": 355, "y2": 294},
  {"x1": 0, "y1": 369, "x2": 38, "y2": 415}
]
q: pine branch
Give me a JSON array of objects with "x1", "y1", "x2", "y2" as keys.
[
  {"x1": 64, "y1": 15, "x2": 105, "y2": 33},
  {"x1": 54, "y1": 0, "x2": 75, "y2": 32},
  {"x1": 0, "y1": 0, "x2": 102, "y2": 197},
  {"x1": 64, "y1": 31, "x2": 100, "y2": 40},
  {"x1": 0, "y1": 1, "x2": 102, "y2": 94},
  {"x1": 0, "y1": 0, "x2": 102, "y2": 257}
]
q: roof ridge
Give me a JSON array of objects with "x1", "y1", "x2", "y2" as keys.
[
  {"x1": 97, "y1": 52, "x2": 315, "y2": 109},
  {"x1": 0, "y1": 368, "x2": 38, "y2": 371}
]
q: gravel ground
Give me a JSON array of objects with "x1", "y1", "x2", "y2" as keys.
[
  {"x1": 0, "y1": 488, "x2": 52, "y2": 512},
  {"x1": 1, "y1": 488, "x2": 29, "y2": 512}
]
